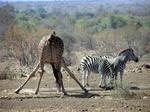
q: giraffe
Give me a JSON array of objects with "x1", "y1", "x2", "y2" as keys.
[{"x1": 15, "y1": 31, "x2": 87, "y2": 95}]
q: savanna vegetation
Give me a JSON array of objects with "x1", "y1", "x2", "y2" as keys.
[{"x1": 0, "y1": 0, "x2": 150, "y2": 79}]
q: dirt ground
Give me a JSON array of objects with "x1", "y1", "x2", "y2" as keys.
[{"x1": 0, "y1": 63, "x2": 150, "y2": 112}]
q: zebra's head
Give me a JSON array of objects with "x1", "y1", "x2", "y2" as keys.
[{"x1": 119, "y1": 48, "x2": 139, "y2": 63}]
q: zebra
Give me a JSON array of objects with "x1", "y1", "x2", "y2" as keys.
[
  {"x1": 15, "y1": 31, "x2": 87, "y2": 95},
  {"x1": 80, "y1": 48, "x2": 138, "y2": 89},
  {"x1": 110, "y1": 48, "x2": 139, "y2": 87},
  {"x1": 97, "y1": 48, "x2": 139, "y2": 87},
  {"x1": 80, "y1": 56, "x2": 114, "y2": 89}
]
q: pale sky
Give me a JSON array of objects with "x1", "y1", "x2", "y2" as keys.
[{"x1": 0, "y1": 0, "x2": 76, "y2": 1}]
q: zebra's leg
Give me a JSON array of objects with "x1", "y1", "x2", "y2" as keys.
[
  {"x1": 98, "y1": 64, "x2": 106, "y2": 88},
  {"x1": 107, "y1": 66, "x2": 114, "y2": 88},
  {"x1": 105, "y1": 74, "x2": 114, "y2": 90},
  {"x1": 120, "y1": 71, "x2": 123, "y2": 87},
  {"x1": 15, "y1": 62, "x2": 40, "y2": 94},
  {"x1": 35, "y1": 63, "x2": 44, "y2": 94},
  {"x1": 81, "y1": 69, "x2": 86, "y2": 87},
  {"x1": 114, "y1": 75, "x2": 117, "y2": 87},
  {"x1": 103, "y1": 75, "x2": 107, "y2": 88},
  {"x1": 85, "y1": 71, "x2": 90, "y2": 87},
  {"x1": 99, "y1": 74, "x2": 106, "y2": 89},
  {"x1": 98, "y1": 73, "x2": 102, "y2": 87},
  {"x1": 114, "y1": 71, "x2": 118, "y2": 87}
]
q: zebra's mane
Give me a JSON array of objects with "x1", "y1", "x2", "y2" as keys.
[{"x1": 118, "y1": 48, "x2": 134, "y2": 56}]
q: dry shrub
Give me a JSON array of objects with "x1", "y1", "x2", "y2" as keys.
[{"x1": 4, "y1": 24, "x2": 38, "y2": 66}]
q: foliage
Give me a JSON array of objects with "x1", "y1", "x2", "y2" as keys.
[
  {"x1": 0, "y1": 4, "x2": 15, "y2": 25},
  {"x1": 0, "y1": 4, "x2": 16, "y2": 40},
  {"x1": 4, "y1": 24, "x2": 38, "y2": 66},
  {"x1": 143, "y1": 20, "x2": 150, "y2": 28},
  {"x1": 3, "y1": 65, "x2": 17, "y2": 79},
  {"x1": 59, "y1": 32, "x2": 76, "y2": 54},
  {"x1": 0, "y1": 2, "x2": 150, "y2": 79}
]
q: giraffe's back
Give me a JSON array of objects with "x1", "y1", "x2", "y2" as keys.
[{"x1": 38, "y1": 34, "x2": 64, "y2": 64}]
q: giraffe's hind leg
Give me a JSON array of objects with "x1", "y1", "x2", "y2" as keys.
[
  {"x1": 15, "y1": 63, "x2": 40, "y2": 94},
  {"x1": 52, "y1": 64, "x2": 61, "y2": 93},
  {"x1": 52, "y1": 64, "x2": 67, "y2": 95},
  {"x1": 58, "y1": 70, "x2": 67, "y2": 95}
]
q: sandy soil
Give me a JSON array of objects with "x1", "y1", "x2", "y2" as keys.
[{"x1": 0, "y1": 64, "x2": 150, "y2": 112}]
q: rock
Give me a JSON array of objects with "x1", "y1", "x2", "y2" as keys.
[
  {"x1": 130, "y1": 107, "x2": 132, "y2": 110},
  {"x1": 19, "y1": 99, "x2": 23, "y2": 101},
  {"x1": 111, "y1": 108, "x2": 115, "y2": 111},
  {"x1": 136, "y1": 68, "x2": 142, "y2": 73},
  {"x1": 81, "y1": 109, "x2": 88, "y2": 112},
  {"x1": 94, "y1": 107, "x2": 102, "y2": 111},
  {"x1": 105, "y1": 96, "x2": 113, "y2": 100},
  {"x1": 132, "y1": 67, "x2": 142, "y2": 73},
  {"x1": 124, "y1": 105, "x2": 129, "y2": 108},
  {"x1": 77, "y1": 68, "x2": 80, "y2": 71},
  {"x1": 62, "y1": 68, "x2": 65, "y2": 71},
  {"x1": 143, "y1": 96, "x2": 148, "y2": 99},
  {"x1": 130, "y1": 86, "x2": 140, "y2": 90},
  {"x1": 91, "y1": 104, "x2": 95, "y2": 107},
  {"x1": 141, "y1": 64, "x2": 150, "y2": 69},
  {"x1": 138, "y1": 108, "x2": 142, "y2": 111},
  {"x1": 3, "y1": 90, "x2": 7, "y2": 93}
]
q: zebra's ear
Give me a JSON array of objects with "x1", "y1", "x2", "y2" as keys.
[
  {"x1": 130, "y1": 48, "x2": 134, "y2": 52},
  {"x1": 51, "y1": 31, "x2": 56, "y2": 37},
  {"x1": 128, "y1": 47, "x2": 134, "y2": 52},
  {"x1": 121, "y1": 56, "x2": 126, "y2": 61},
  {"x1": 52, "y1": 31, "x2": 56, "y2": 35}
]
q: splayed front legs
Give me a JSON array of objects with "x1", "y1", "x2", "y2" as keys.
[
  {"x1": 15, "y1": 63, "x2": 67, "y2": 95},
  {"x1": 15, "y1": 63, "x2": 40, "y2": 94}
]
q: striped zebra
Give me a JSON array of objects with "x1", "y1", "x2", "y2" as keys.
[
  {"x1": 110, "y1": 48, "x2": 139, "y2": 86},
  {"x1": 80, "y1": 48, "x2": 138, "y2": 89},
  {"x1": 80, "y1": 56, "x2": 114, "y2": 89}
]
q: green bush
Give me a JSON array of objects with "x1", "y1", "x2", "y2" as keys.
[
  {"x1": 110, "y1": 15, "x2": 127, "y2": 29},
  {"x1": 144, "y1": 20, "x2": 150, "y2": 28},
  {"x1": 3, "y1": 65, "x2": 17, "y2": 79}
]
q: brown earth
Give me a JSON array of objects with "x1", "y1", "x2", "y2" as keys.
[{"x1": 0, "y1": 63, "x2": 150, "y2": 112}]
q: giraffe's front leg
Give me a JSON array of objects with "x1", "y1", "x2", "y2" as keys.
[
  {"x1": 35, "y1": 69, "x2": 44, "y2": 94},
  {"x1": 15, "y1": 63, "x2": 40, "y2": 94}
]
